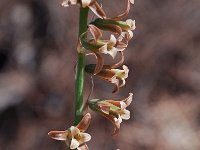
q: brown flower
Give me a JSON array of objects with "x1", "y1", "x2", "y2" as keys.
[
  {"x1": 48, "y1": 113, "x2": 91, "y2": 150},
  {"x1": 81, "y1": 25, "x2": 126, "y2": 74},
  {"x1": 90, "y1": 18, "x2": 136, "y2": 43},
  {"x1": 85, "y1": 64, "x2": 129, "y2": 93},
  {"x1": 89, "y1": 93, "x2": 133, "y2": 135}
]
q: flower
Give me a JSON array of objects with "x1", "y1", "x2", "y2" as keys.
[
  {"x1": 62, "y1": 0, "x2": 134, "y2": 19},
  {"x1": 86, "y1": 0, "x2": 134, "y2": 20},
  {"x1": 85, "y1": 64, "x2": 129, "y2": 93},
  {"x1": 83, "y1": 25, "x2": 126, "y2": 59},
  {"x1": 90, "y1": 18, "x2": 136, "y2": 43},
  {"x1": 48, "y1": 113, "x2": 91, "y2": 150},
  {"x1": 98, "y1": 34, "x2": 126, "y2": 58},
  {"x1": 91, "y1": 18, "x2": 135, "y2": 32},
  {"x1": 62, "y1": 0, "x2": 106, "y2": 18},
  {"x1": 89, "y1": 93, "x2": 133, "y2": 135},
  {"x1": 80, "y1": 25, "x2": 126, "y2": 74}
]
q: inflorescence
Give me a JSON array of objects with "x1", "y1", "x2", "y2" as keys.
[{"x1": 48, "y1": 0, "x2": 136, "y2": 149}]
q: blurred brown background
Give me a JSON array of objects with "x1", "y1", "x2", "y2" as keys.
[{"x1": 0, "y1": 0, "x2": 200, "y2": 150}]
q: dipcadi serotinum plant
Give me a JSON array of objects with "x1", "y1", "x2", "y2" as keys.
[{"x1": 48, "y1": 0, "x2": 135, "y2": 149}]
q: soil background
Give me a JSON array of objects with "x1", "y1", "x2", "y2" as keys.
[{"x1": 0, "y1": 0, "x2": 200, "y2": 150}]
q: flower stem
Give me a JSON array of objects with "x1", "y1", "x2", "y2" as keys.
[{"x1": 74, "y1": 7, "x2": 89, "y2": 125}]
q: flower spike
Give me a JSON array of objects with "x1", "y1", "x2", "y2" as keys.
[
  {"x1": 58, "y1": 0, "x2": 135, "y2": 148},
  {"x1": 48, "y1": 113, "x2": 91, "y2": 150},
  {"x1": 89, "y1": 93, "x2": 133, "y2": 135}
]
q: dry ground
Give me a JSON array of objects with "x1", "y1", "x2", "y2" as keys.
[{"x1": 0, "y1": 0, "x2": 200, "y2": 150}]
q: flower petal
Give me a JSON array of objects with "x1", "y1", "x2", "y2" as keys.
[
  {"x1": 99, "y1": 44, "x2": 117, "y2": 59},
  {"x1": 90, "y1": 19, "x2": 123, "y2": 35},
  {"x1": 121, "y1": 109, "x2": 130, "y2": 120},
  {"x1": 99, "y1": 104, "x2": 110, "y2": 114},
  {"x1": 126, "y1": 19, "x2": 136, "y2": 30},
  {"x1": 90, "y1": 52, "x2": 104, "y2": 75},
  {"x1": 119, "y1": 78, "x2": 126, "y2": 88},
  {"x1": 105, "y1": 100, "x2": 121, "y2": 108},
  {"x1": 70, "y1": 138, "x2": 80, "y2": 149},
  {"x1": 98, "y1": 44, "x2": 108, "y2": 53},
  {"x1": 77, "y1": 144, "x2": 89, "y2": 150},
  {"x1": 120, "y1": 101, "x2": 127, "y2": 109},
  {"x1": 104, "y1": 51, "x2": 124, "y2": 69},
  {"x1": 110, "y1": 77, "x2": 120, "y2": 93},
  {"x1": 126, "y1": 30, "x2": 134, "y2": 41},
  {"x1": 117, "y1": 65, "x2": 129, "y2": 79},
  {"x1": 76, "y1": 113, "x2": 91, "y2": 132},
  {"x1": 101, "y1": 112, "x2": 120, "y2": 135},
  {"x1": 88, "y1": 25, "x2": 102, "y2": 42},
  {"x1": 114, "y1": 117, "x2": 122, "y2": 128},
  {"x1": 89, "y1": 2, "x2": 106, "y2": 19},
  {"x1": 70, "y1": 126, "x2": 80, "y2": 137},
  {"x1": 116, "y1": 41, "x2": 127, "y2": 49},
  {"x1": 80, "y1": 133, "x2": 91, "y2": 143},
  {"x1": 118, "y1": 30, "x2": 133, "y2": 44},
  {"x1": 130, "y1": 0, "x2": 134, "y2": 4},
  {"x1": 122, "y1": 93, "x2": 133, "y2": 106},
  {"x1": 108, "y1": 34, "x2": 117, "y2": 46},
  {"x1": 96, "y1": 68, "x2": 116, "y2": 79},
  {"x1": 81, "y1": 0, "x2": 92, "y2": 8},
  {"x1": 48, "y1": 130, "x2": 68, "y2": 141},
  {"x1": 107, "y1": 47, "x2": 118, "y2": 59},
  {"x1": 98, "y1": 24, "x2": 122, "y2": 35}
]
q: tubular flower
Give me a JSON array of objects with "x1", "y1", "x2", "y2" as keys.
[
  {"x1": 81, "y1": 25, "x2": 126, "y2": 74},
  {"x1": 89, "y1": 93, "x2": 133, "y2": 135},
  {"x1": 91, "y1": 18, "x2": 135, "y2": 34},
  {"x1": 90, "y1": 18, "x2": 136, "y2": 43},
  {"x1": 82, "y1": 25, "x2": 127, "y2": 59},
  {"x1": 62, "y1": 0, "x2": 134, "y2": 20},
  {"x1": 48, "y1": 113, "x2": 91, "y2": 150},
  {"x1": 97, "y1": 34, "x2": 126, "y2": 58},
  {"x1": 89, "y1": 0, "x2": 134, "y2": 20},
  {"x1": 85, "y1": 64, "x2": 129, "y2": 93}
]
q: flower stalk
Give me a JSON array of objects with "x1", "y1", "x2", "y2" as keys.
[{"x1": 74, "y1": 7, "x2": 89, "y2": 125}]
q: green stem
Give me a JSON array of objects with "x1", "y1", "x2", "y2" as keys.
[{"x1": 74, "y1": 7, "x2": 89, "y2": 125}]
